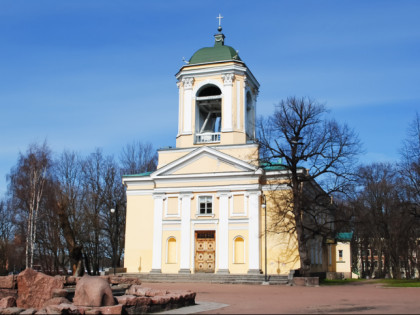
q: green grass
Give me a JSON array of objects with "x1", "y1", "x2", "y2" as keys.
[
  {"x1": 376, "y1": 279, "x2": 420, "y2": 287},
  {"x1": 320, "y1": 278, "x2": 366, "y2": 285}
]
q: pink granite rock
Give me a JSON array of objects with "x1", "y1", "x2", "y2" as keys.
[
  {"x1": 0, "y1": 276, "x2": 16, "y2": 289},
  {"x1": 116, "y1": 295, "x2": 151, "y2": 307},
  {"x1": 109, "y1": 276, "x2": 142, "y2": 286},
  {"x1": 17, "y1": 268, "x2": 64, "y2": 309},
  {"x1": 42, "y1": 297, "x2": 71, "y2": 307},
  {"x1": 97, "y1": 304, "x2": 123, "y2": 315},
  {"x1": 44, "y1": 303, "x2": 82, "y2": 314},
  {"x1": 0, "y1": 296, "x2": 16, "y2": 308},
  {"x1": 126, "y1": 285, "x2": 168, "y2": 297},
  {"x1": 73, "y1": 275, "x2": 115, "y2": 307}
]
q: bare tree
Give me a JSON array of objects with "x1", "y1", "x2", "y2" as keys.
[
  {"x1": 258, "y1": 97, "x2": 361, "y2": 275},
  {"x1": 0, "y1": 199, "x2": 14, "y2": 275},
  {"x1": 119, "y1": 141, "x2": 157, "y2": 175},
  {"x1": 53, "y1": 151, "x2": 85, "y2": 276},
  {"x1": 7, "y1": 142, "x2": 52, "y2": 269},
  {"x1": 400, "y1": 112, "x2": 420, "y2": 212}
]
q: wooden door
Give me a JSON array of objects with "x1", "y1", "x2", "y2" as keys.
[{"x1": 195, "y1": 231, "x2": 215, "y2": 273}]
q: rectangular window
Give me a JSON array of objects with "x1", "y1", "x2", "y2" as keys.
[
  {"x1": 199, "y1": 196, "x2": 212, "y2": 214},
  {"x1": 339, "y1": 250, "x2": 343, "y2": 261}
]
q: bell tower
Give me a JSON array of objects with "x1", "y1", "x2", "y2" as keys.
[{"x1": 175, "y1": 25, "x2": 260, "y2": 149}]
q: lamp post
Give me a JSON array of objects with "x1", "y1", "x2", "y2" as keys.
[
  {"x1": 262, "y1": 193, "x2": 268, "y2": 284},
  {"x1": 110, "y1": 204, "x2": 119, "y2": 275}
]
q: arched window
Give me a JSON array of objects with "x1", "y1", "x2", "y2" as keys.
[
  {"x1": 195, "y1": 85, "x2": 222, "y2": 143},
  {"x1": 233, "y1": 236, "x2": 245, "y2": 264},
  {"x1": 166, "y1": 237, "x2": 177, "y2": 264}
]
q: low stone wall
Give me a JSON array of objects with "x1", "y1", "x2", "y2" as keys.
[
  {"x1": 292, "y1": 277, "x2": 319, "y2": 287},
  {"x1": 0, "y1": 270, "x2": 196, "y2": 314}
]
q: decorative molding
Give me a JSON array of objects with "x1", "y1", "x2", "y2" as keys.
[
  {"x1": 222, "y1": 73, "x2": 235, "y2": 86},
  {"x1": 182, "y1": 77, "x2": 194, "y2": 90}
]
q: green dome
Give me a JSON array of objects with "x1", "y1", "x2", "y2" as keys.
[{"x1": 189, "y1": 33, "x2": 241, "y2": 65}]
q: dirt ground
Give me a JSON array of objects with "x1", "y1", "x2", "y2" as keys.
[{"x1": 143, "y1": 280, "x2": 420, "y2": 314}]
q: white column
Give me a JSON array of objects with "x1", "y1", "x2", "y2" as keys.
[
  {"x1": 179, "y1": 193, "x2": 193, "y2": 273},
  {"x1": 182, "y1": 77, "x2": 194, "y2": 134},
  {"x1": 248, "y1": 191, "x2": 261, "y2": 274},
  {"x1": 236, "y1": 80, "x2": 241, "y2": 130},
  {"x1": 151, "y1": 194, "x2": 164, "y2": 273},
  {"x1": 222, "y1": 73, "x2": 234, "y2": 132},
  {"x1": 217, "y1": 191, "x2": 230, "y2": 273},
  {"x1": 177, "y1": 81, "x2": 183, "y2": 135}
]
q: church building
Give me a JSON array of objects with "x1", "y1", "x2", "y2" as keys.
[{"x1": 122, "y1": 24, "x2": 351, "y2": 278}]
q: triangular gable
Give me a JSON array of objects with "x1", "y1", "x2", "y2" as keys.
[{"x1": 152, "y1": 146, "x2": 257, "y2": 177}]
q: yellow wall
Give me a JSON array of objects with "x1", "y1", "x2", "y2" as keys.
[
  {"x1": 336, "y1": 242, "x2": 351, "y2": 273},
  {"x1": 124, "y1": 195, "x2": 154, "y2": 273}
]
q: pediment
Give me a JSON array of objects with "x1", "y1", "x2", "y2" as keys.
[{"x1": 152, "y1": 147, "x2": 257, "y2": 177}]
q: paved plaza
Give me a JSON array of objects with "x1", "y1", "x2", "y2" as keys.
[{"x1": 146, "y1": 280, "x2": 420, "y2": 314}]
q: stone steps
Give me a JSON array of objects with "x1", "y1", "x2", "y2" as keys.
[{"x1": 122, "y1": 273, "x2": 289, "y2": 285}]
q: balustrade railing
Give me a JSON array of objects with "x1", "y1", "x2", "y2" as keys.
[{"x1": 195, "y1": 132, "x2": 221, "y2": 144}]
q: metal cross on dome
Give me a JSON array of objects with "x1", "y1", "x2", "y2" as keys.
[{"x1": 216, "y1": 13, "x2": 223, "y2": 28}]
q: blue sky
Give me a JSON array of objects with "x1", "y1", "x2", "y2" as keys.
[{"x1": 0, "y1": 0, "x2": 419, "y2": 196}]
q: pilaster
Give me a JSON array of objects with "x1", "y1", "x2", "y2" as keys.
[
  {"x1": 247, "y1": 190, "x2": 261, "y2": 274},
  {"x1": 222, "y1": 73, "x2": 234, "y2": 132},
  {"x1": 179, "y1": 193, "x2": 194, "y2": 273},
  {"x1": 217, "y1": 191, "x2": 230, "y2": 274},
  {"x1": 182, "y1": 77, "x2": 194, "y2": 134},
  {"x1": 151, "y1": 193, "x2": 164, "y2": 273}
]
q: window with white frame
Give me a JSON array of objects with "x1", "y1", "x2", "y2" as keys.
[{"x1": 199, "y1": 196, "x2": 213, "y2": 215}]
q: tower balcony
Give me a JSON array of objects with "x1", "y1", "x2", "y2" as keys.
[{"x1": 195, "y1": 132, "x2": 221, "y2": 144}]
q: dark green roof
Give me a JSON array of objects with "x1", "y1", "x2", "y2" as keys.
[
  {"x1": 122, "y1": 171, "x2": 152, "y2": 178},
  {"x1": 261, "y1": 163, "x2": 287, "y2": 171},
  {"x1": 336, "y1": 232, "x2": 353, "y2": 241},
  {"x1": 189, "y1": 32, "x2": 241, "y2": 65}
]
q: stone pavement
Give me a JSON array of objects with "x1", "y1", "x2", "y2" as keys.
[{"x1": 147, "y1": 280, "x2": 420, "y2": 314}]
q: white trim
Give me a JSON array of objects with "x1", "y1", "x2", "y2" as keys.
[
  {"x1": 218, "y1": 191, "x2": 229, "y2": 271},
  {"x1": 152, "y1": 146, "x2": 257, "y2": 178},
  {"x1": 228, "y1": 218, "x2": 249, "y2": 224},
  {"x1": 166, "y1": 236, "x2": 178, "y2": 264},
  {"x1": 126, "y1": 190, "x2": 153, "y2": 196},
  {"x1": 153, "y1": 184, "x2": 260, "y2": 194},
  {"x1": 262, "y1": 184, "x2": 289, "y2": 191},
  {"x1": 191, "y1": 219, "x2": 219, "y2": 225},
  {"x1": 176, "y1": 63, "x2": 260, "y2": 90},
  {"x1": 222, "y1": 73, "x2": 234, "y2": 132},
  {"x1": 179, "y1": 193, "x2": 193, "y2": 271},
  {"x1": 151, "y1": 194, "x2": 164, "y2": 271},
  {"x1": 248, "y1": 191, "x2": 261, "y2": 271},
  {"x1": 195, "y1": 194, "x2": 214, "y2": 216},
  {"x1": 233, "y1": 235, "x2": 246, "y2": 264},
  {"x1": 192, "y1": 79, "x2": 224, "y2": 96},
  {"x1": 162, "y1": 220, "x2": 181, "y2": 225},
  {"x1": 236, "y1": 80, "x2": 241, "y2": 130}
]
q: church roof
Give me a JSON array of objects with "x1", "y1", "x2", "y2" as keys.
[
  {"x1": 336, "y1": 232, "x2": 353, "y2": 241},
  {"x1": 188, "y1": 30, "x2": 241, "y2": 65}
]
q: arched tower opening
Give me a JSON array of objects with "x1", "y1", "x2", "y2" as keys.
[
  {"x1": 246, "y1": 91, "x2": 255, "y2": 141},
  {"x1": 195, "y1": 84, "x2": 222, "y2": 143}
]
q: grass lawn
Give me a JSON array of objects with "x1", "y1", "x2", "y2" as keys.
[
  {"x1": 320, "y1": 278, "x2": 420, "y2": 287},
  {"x1": 320, "y1": 278, "x2": 366, "y2": 285},
  {"x1": 376, "y1": 279, "x2": 420, "y2": 287}
]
